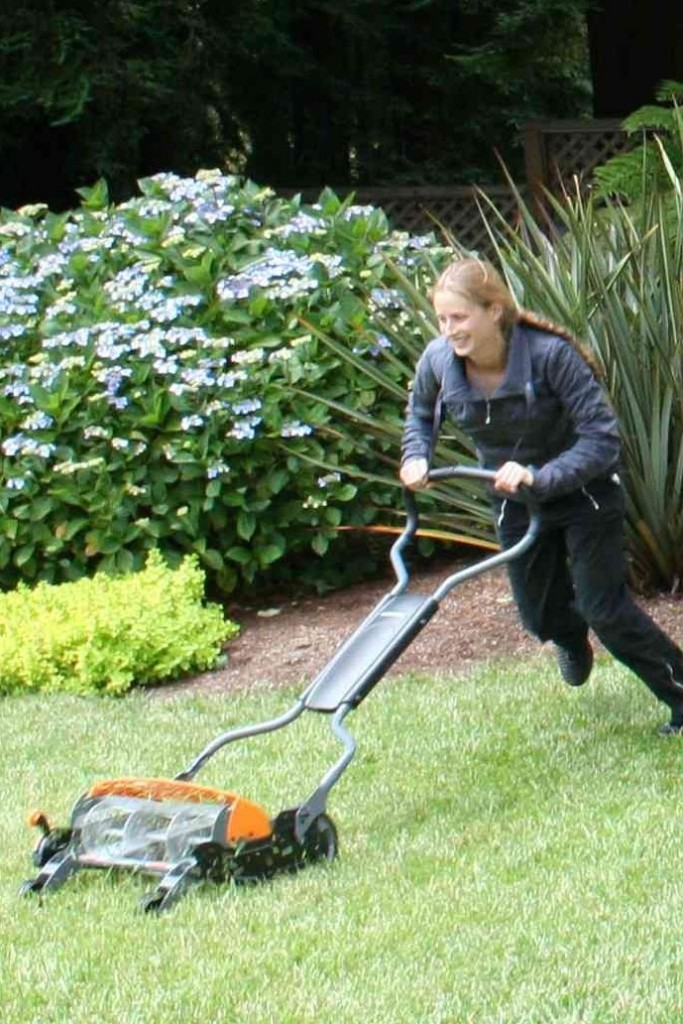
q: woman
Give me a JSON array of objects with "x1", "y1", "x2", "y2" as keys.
[{"x1": 400, "y1": 257, "x2": 683, "y2": 734}]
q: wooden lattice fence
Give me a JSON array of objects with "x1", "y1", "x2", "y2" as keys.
[
  {"x1": 355, "y1": 185, "x2": 521, "y2": 252},
  {"x1": 523, "y1": 118, "x2": 633, "y2": 207},
  {"x1": 280, "y1": 119, "x2": 633, "y2": 247}
]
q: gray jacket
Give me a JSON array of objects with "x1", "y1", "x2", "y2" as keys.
[{"x1": 401, "y1": 322, "x2": 620, "y2": 501}]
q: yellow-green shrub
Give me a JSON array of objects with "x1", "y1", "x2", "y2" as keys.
[{"x1": 0, "y1": 550, "x2": 236, "y2": 695}]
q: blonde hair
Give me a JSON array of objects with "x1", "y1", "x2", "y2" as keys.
[
  {"x1": 432, "y1": 258, "x2": 518, "y2": 334},
  {"x1": 432, "y1": 258, "x2": 602, "y2": 378}
]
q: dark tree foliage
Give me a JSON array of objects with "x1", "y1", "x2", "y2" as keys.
[
  {"x1": 227, "y1": 0, "x2": 592, "y2": 188},
  {"x1": 587, "y1": 0, "x2": 683, "y2": 116},
  {"x1": 437, "y1": 0, "x2": 592, "y2": 181},
  {"x1": 0, "y1": 0, "x2": 658, "y2": 210},
  {"x1": 0, "y1": 0, "x2": 240, "y2": 208}
]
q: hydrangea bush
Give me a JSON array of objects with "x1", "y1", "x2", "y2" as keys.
[{"x1": 0, "y1": 171, "x2": 457, "y2": 595}]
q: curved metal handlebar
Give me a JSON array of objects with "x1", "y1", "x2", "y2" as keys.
[
  {"x1": 427, "y1": 466, "x2": 502, "y2": 486},
  {"x1": 389, "y1": 465, "x2": 540, "y2": 595}
]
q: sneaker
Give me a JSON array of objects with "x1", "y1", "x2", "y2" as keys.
[
  {"x1": 658, "y1": 709, "x2": 683, "y2": 736},
  {"x1": 554, "y1": 638, "x2": 593, "y2": 687}
]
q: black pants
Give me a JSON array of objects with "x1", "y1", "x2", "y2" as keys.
[{"x1": 496, "y1": 477, "x2": 683, "y2": 711}]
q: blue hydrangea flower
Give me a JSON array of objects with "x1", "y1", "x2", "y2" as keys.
[
  {"x1": 280, "y1": 421, "x2": 313, "y2": 438},
  {"x1": 181, "y1": 414, "x2": 205, "y2": 431}
]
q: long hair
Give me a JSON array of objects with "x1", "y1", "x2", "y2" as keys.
[{"x1": 516, "y1": 309, "x2": 602, "y2": 380}]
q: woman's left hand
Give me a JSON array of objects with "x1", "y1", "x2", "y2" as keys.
[{"x1": 494, "y1": 461, "x2": 534, "y2": 494}]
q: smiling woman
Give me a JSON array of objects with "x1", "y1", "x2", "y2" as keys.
[
  {"x1": 400, "y1": 256, "x2": 683, "y2": 736},
  {"x1": 433, "y1": 284, "x2": 508, "y2": 376}
]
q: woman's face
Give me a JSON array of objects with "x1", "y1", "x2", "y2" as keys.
[{"x1": 433, "y1": 289, "x2": 503, "y2": 362}]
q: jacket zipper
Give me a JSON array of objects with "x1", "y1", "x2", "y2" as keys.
[
  {"x1": 581, "y1": 486, "x2": 600, "y2": 511},
  {"x1": 485, "y1": 399, "x2": 491, "y2": 425}
]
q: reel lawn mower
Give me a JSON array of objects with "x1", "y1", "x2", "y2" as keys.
[{"x1": 21, "y1": 467, "x2": 539, "y2": 912}]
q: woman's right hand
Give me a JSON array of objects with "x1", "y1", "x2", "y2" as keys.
[{"x1": 400, "y1": 458, "x2": 430, "y2": 490}]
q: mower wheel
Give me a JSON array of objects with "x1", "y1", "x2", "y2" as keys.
[
  {"x1": 302, "y1": 813, "x2": 338, "y2": 864},
  {"x1": 18, "y1": 878, "x2": 43, "y2": 897},
  {"x1": 139, "y1": 891, "x2": 166, "y2": 914},
  {"x1": 33, "y1": 829, "x2": 71, "y2": 868}
]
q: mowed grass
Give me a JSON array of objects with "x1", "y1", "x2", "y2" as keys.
[{"x1": 2, "y1": 652, "x2": 683, "y2": 1023}]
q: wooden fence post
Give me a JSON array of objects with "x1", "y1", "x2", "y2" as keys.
[{"x1": 523, "y1": 120, "x2": 549, "y2": 220}]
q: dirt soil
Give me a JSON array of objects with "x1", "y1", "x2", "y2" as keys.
[{"x1": 155, "y1": 558, "x2": 683, "y2": 699}]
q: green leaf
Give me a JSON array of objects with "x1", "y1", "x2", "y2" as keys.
[
  {"x1": 75, "y1": 178, "x2": 109, "y2": 211},
  {"x1": 14, "y1": 544, "x2": 34, "y2": 567},
  {"x1": 265, "y1": 468, "x2": 290, "y2": 494},
  {"x1": 337, "y1": 484, "x2": 357, "y2": 501},
  {"x1": 257, "y1": 543, "x2": 285, "y2": 566},
  {"x1": 311, "y1": 533, "x2": 329, "y2": 556},
  {"x1": 225, "y1": 546, "x2": 252, "y2": 565},
  {"x1": 114, "y1": 549, "x2": 136, "y2": 574},
  {"x1": 29, "y1": 496, "x2": 55, "y2": 521},
  {"x1": 1, "y1": 518, "x2": 19, "y2": 540},
  {"x1": 237, "y1": 511, "x2": 256, "y2": 541},
  {"x1": 218, "y1": 308, "x2": 252, "y2": 324},
  {"x1": 54, "y1": 518, "x2": 88, "y2": 541},
  {"x1": 200, "y1": 548, "x2": 225, "y2": 571}
]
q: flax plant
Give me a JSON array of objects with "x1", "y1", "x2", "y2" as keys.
[{"x1": 475, "y1": 150, "x2": 683, "y2": 591}]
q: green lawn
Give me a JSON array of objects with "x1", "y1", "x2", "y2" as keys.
[{"x1": 2, "y1": 653, "x2": 683, "y2": 1023}]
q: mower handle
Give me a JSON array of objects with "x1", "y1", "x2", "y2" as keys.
[
  {"x1": 427, "y1": 465, "x2": 517, "y2": 487},
  {"x1": 389, "y1": 464, "x2": 540, "y2": 594}
]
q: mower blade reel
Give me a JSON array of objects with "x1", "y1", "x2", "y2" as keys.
[{"x1": 20, "y1": 781, "x2": 277, "y2": 909}]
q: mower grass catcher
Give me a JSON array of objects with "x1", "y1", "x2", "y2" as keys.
[{"x1": 21, "y1": 468, "x2": 539, "y2": 912}]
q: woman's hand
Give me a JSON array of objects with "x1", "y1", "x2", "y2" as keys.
[
  {"x1": 400, "y1": 458, "x2": 430, "y2": 490},
  {"x1": 494, "y1": 461, "x2": 534, "y2": 494}
]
